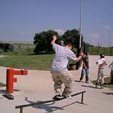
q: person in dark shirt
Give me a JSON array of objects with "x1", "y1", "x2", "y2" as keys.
[{"x1": 79, "y1": 52, "x2": 89, "y2": 83}]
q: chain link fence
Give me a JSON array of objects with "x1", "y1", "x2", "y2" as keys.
[{"x1": 84, "y1": 44, "x2": 113, "y2": 56}]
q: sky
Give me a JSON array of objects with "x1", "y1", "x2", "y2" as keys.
[{"x1": 0, "y1": 0, "x2": 113, "y2": 47}]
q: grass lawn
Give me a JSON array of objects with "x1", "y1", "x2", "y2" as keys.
[
  {"x1": 0, "y1": 54, "x2": 53, "y2": 70},
  {"x1": 0, "y1": 48, "x2": 113, "y2": 89}
]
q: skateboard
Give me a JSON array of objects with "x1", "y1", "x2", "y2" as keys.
[{"x1": 53, "y1": 91, "x2": 86, "y2": 101}]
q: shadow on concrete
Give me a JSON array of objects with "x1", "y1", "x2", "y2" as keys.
[
  {"x1": 0, "y1": 89, "x2": 6, "y2": 94},
  {"x1": 102, "y1": 92, "x2": 113, "y2": 95},
  {"x1": 75, "y1": 80, "x2": 84, "y2": 83},
  {"x1": 14, "y1": 89, "x2": 20, "y2": 92},
  {"x1": 24, "y1": 97, "x2": 64, "y2": 113},
  {"x1": 24, "y1": 97, "x2": 86, "y2": 113},
  {"x1": 81, "y1": 84, "x2": 98, "y2": 89},
  {"x1": 0, "y1": 89, "x2": 20, "y2": 95}
]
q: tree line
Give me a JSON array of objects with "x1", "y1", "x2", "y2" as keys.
[
  {"x1": 33, "y1": 29, "x2": 84, "y2": 54},
  {"x1": 0, "y1": 43, "x2": 14, "y2": 53}
]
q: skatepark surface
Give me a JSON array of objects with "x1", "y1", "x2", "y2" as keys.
[{"x1": 0, "y1": 55, "x2": 113, "y2": 113}]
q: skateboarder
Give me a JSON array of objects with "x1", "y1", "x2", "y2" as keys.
[{"x1": 50, "y1": 35, "x2": 83, "y2": 100}]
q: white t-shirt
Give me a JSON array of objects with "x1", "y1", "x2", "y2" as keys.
[
  {"x1": 96, "y1": 58, "x2": 106, "y2": 69},
  {"x1": 51, "y1": 43, "x2": 76, "y2": 72},
  {"x1": 97, "y1": 58, "x2": 105, "y2": 65}
]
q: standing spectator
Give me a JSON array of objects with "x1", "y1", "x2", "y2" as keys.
[
  {"x1": 79, "y1": 52, "x2": 89, "y2": 83},
  {"x1": 50, "y1": 35, "x2": 83, "y2": 100},
  {"x1": 96, "y1": 54, "x2": 107, "y2": 87},
  {"x1": 109, "y1": 60, "x2": 113, "y2": 84}
]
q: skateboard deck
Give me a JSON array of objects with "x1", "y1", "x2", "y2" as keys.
[{"x1": 53, "y1": 91, "x2": 86, "y2": 101}]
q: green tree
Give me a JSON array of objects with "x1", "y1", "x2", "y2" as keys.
[
  {"x1": 62, "y1": 29, "x2": 84, "y2": 70},
  {"x1": 62, "y1": 29, "x2": 83, "y2": 49},
  {"x1": 33, "y1": 29, "x2": 84, "y2": 55},
  {"x1": 34, "y1": 30, "x2": 58, "y2": 54}
]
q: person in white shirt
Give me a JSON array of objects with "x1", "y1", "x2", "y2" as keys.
[
  {"x1": 51, "y1": 35, "x2": 83, "y2": 99},
  {"x1": 96, "y1": 54, "x2": 107, "y2": 86}
]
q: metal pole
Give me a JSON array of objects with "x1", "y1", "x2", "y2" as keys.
[
  {"x1": 81, "y1": 92, "x2": 84, "y2": 104},
  {"x1": 20, "y1": 107, "x2": 23, "y2": 113},
  {"x1": 79, "y1": 0, "x2": 82, "y2": 49},
  {"x1": 109, "y1": 29, "x2": 112, "y2": 56}
]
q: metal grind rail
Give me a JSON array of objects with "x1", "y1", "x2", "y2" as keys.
[{"x1": 15, "y1": 91, "x2": 86, "y2": 113}]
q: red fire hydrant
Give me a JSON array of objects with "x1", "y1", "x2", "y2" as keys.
[{"x1": 5, "y1": 68, "x2": 28, "y2": 99}]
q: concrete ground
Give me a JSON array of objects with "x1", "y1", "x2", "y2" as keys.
[{"x1": 0, "y1": 55, "x2": 113, "y2": 113}]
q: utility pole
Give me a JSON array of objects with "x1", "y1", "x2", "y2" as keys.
[
  {"x1": 76, "y1": 0, "x2": 82, "y2": 70},
  {"x1": 79, "y1": 0, "x2": 82, "y2": 49},
  {"x1": 109, "y1": 29, "x2": 112, "y2": 56}
]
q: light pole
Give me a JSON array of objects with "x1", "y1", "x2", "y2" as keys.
[
  {"x1": 109, "y1": 29, "x2": 112, "y2": 55},
  {"x1": 106, "y1": 27, "x2": 112, "y2": 55},
  {"x1": 79, "y1": 0, "x2": 82, "y2": 49},
  {"x1": 76, "y1": 0, "x2": 82, "y2": 70}
]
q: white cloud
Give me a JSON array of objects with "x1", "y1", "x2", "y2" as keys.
[{"x1": 54, "y1": 29, "x2": 65, "y2": 35}]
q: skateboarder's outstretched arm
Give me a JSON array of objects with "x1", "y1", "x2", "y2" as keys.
[{"x1": 51, "y1": 35, "x2": 57, "y2": 45}]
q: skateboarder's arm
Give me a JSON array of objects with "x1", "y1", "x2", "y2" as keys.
[
  {"x1": 75, "y1": 56, "x2": 82, "y2": 62},
  {"x1": 51, "y1": 35, "x2": 57, "y2": 45},
  {"x1": 75, "y1": 51, "x2": 84, "y2": 62}
]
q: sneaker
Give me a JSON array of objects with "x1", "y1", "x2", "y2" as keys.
[
  {"x1": 55, "y1": 89, "x2": 62, "y2": 95},
  {"x1": 66, "y1": 95, "x2": 72, "y2": 99},
  {"x1": 62, "y1": 94, "x2": 72, "y2": 99},
  {"x1": 53, "y1": 95, "x2": 63, "y2": 100}
]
